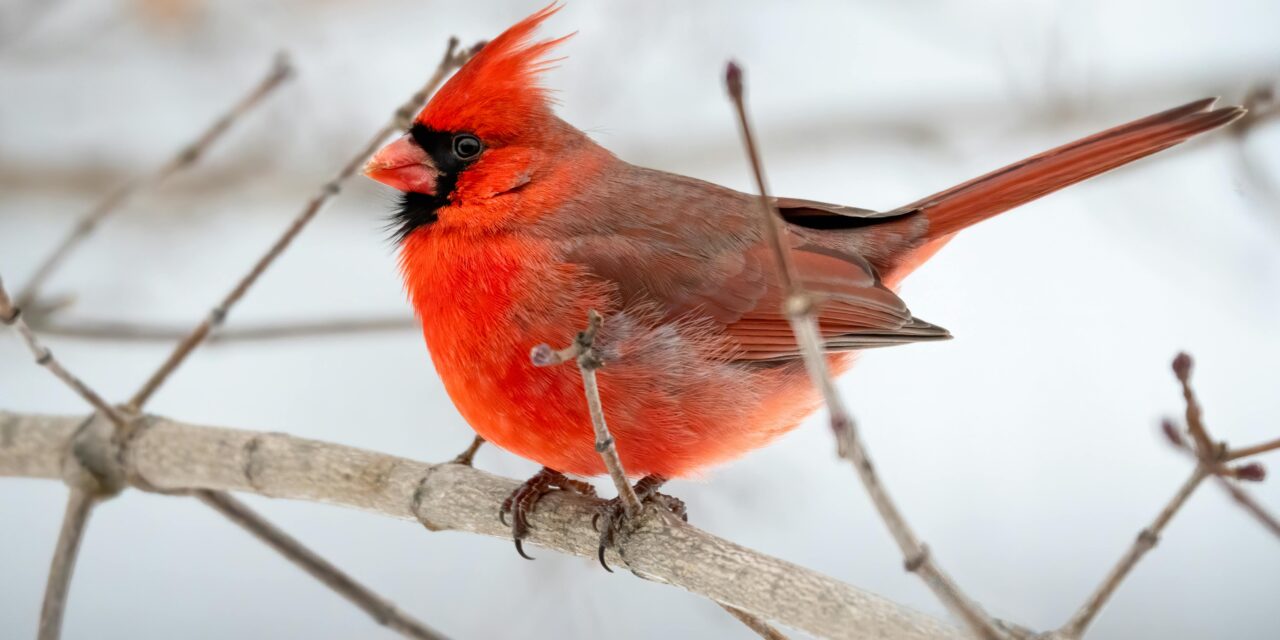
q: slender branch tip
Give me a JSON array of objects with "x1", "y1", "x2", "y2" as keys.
[{"x1": 725, "y1": 60, "x2": 744, "y2": 99}]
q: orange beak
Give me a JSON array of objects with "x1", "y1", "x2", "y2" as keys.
[{"x1": 363, "y1": 135, "x2": 439, "y2": 194}]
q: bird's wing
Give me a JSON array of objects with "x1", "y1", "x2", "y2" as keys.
[{"x1": 555, "y1": 181, "x2": 947, "y2": 363}]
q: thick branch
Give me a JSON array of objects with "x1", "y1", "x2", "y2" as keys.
[
  {"x1": 0, "y1": 409, "x2": 964, "y2": 640},
  {"x1": 5, "y1": 248, "x2": 442, "y2": 639}
]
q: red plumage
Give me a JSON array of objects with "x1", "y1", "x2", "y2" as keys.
[{"x1": 367, "y1": 5, "x2": 1244, "y2": 479}]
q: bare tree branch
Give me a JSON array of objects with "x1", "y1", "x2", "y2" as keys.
[
  {"x1": 1057, "y1": 468, "x2": 1209, "y2": 638},
  {"x1": 0, "y1": 410, "x2": 965, "y2": 640},
  {"x1": 718, "y1": 603, "x2": 790, "y2": 640},
  {"x1": 1212, "y1": 476, "x2": 1280, "y2": 538},
  {"x1": 530, "y1": 310, "x2": 641, "y2": 517},
  {"x1": 125, "y1": 37, "x2": 481, "y2": 412},
  {"x1": 14, "y1": 54, "x2": 294, "y2": 311},
  {"x1": 29, "y1": 315, "x2": 416, "y2": 343},
  {"x1": 1054, "y1": 353, "x2": 1278, "y2": 638},
  {"x1": 36, "y1": 487, "x2": 97, "y2": 640},
  {"x1": 1225, "y1": 436, "x2": 1280, "y2": 462},
  {"x1": 2, "y1": 273, "x2": 444, "y2": 639},
  {"x1": 724, "y1": 61, "x2": 1004, "y2": 639},
  {"x1": 195, "y1": 490, "x2": 447, "y2": 640},
  {"x1": 1229, "y1": 81, "x2": 1280, "y2": 231},
  {"x1": 0, "y1": 276, "x2": 125, "y2": 425},
  {"x1": 1170, "y1": 353, "x2": 1280, "y2": 539},
  {"x1": 531, "y1": 312, "x2": 787, "y2": 638}
]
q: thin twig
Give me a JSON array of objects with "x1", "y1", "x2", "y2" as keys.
[
  {"x1": 0, "y1": 275, "x2": 124, "y2": 425},
  {"x1": 718, "y1": 603, "x2": 790, "y2": 640},
  {"x1": 1212, "y1": 476, "x2": 1280, "y2": 538},
  {"x1": 1060, "y1": 353, "x2": 1279, "y2": 637},
  {"x1": 1171, "y1": 353, "x2": 1280, "y2": 538},
  {"x1": 1171, "y1": 353, "x2": 1216, "y2": 460},
  {"x1": 31, "y1": 315, "x2": 416, "y2": 343},
  {"x1": 1226, "y1": 436, "x2": 1280, "y2": 461},
  {"x1": 125, "y1": 38, "x2": 478, "y2": 412},
  {"x1": 724, "y1": 61, "x2": 1004, "y2": 639},
  {"x1": 531, "y1": 310, "x2": 642, "y2": 517},
  {"x1": 37, "y1": 487, "x2": 97, "y2": 640},
  {"x1": 531, "y1": 312, "x2": 778, "y2": 637},
  {"x1": 195, "y1": 490, "x2": 447, "y2": 640},
  {"x1": 1229, "y1": 81, "x2": 1280, "y2": 232},
  {"x1": 15, "y1": 54, "x2": 294, "y2": 310},
  {"x1": 1057, "y1": 467, "x2": 1209, "y2": 638},
  {"x1": 450, "y1": 435, "x2": 485, "y2": 466}
]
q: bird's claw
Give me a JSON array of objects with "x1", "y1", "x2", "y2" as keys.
[
  {"x1": 499, "y1": 467, "x2": 596, "y2": 559},
  {"x1": 592, "y1": 475, "x2": 687, "y2": 572}
]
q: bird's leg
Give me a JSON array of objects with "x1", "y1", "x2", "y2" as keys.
[
  {"x1": 592, "y1": 475, "x2": 687, "y2": 572},
  {"x1": 449, "y1": 434, "x2": 485, "y2": 466},
  {"x1": 499, "y1": 466, "x2": 596, "y2": 559}
]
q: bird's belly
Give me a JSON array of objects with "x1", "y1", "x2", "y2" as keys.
[
  {"x1": 426, "y1": 307, "x2": 832, "y2": 478},
  {"x1": 404, "y1": 235, "x2": 839, "y2": 477}
]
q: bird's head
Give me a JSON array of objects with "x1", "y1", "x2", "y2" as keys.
[{"x1": 365, "y1": 3, "x2": 593, "y2": 240}]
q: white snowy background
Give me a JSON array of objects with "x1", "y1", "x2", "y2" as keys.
[{"x1": 2, "y1": 1, "x2": 1278, "y2": 638}]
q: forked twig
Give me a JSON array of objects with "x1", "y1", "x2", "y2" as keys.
[
  {"x1": 2, "y1": 276, "x2": 122, "y2": 640},
  {"x1": 724, "y1": 61, "x2": 1004, "y2": 639},
  {"x1": 530, "y1": 310, "x2": 641, "y2": 517},
  {"x1": 531, "y1": 315, "x2": 784, "y2": 637},
  {"x1": 15, "y1": 54, "x2": 294, "y2": 311},
  {"x1": 1057, "y1": 352, "x2": 1277, "y2": 638},
  {"x1": 125, "y1": 37, "x2": 479, "y2": 412},
  {"x1": 1171, "y1": 354, "x2": 1280, "y2": 539},
  {"x1": 196, "y1": 491, "x2": 447, "y2": 640}
]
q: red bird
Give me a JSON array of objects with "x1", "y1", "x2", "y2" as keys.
[{"x1": 365, "y1": 5, "x2": 1243, "y2": 557}]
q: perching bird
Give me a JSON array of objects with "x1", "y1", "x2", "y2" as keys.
[{"x1": 364, "y1": 4, "x2": 1244, "y2": 558}]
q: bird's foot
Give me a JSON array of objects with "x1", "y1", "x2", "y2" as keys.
[
  {"x1": 449, "y1": 435, "x2": 485, "y2": 467},
  {"x1": 592, "y1": 475, "x2": 687, "y2": 572},
  {"x1": 499, "y1": 467, "x2": 596, "y2": 559}
]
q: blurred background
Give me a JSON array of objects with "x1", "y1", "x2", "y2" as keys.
[{"x1": 2, "y1": 0, "x2": 1278, "y2": 638}]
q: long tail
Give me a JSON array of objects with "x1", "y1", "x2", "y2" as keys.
[{"x1": 898, "y1": 98, "x2": 1244, "y2": 241}]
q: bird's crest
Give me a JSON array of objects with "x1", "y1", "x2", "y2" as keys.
[{"x1": 416, "y1": 3, "x2": 570, "y2": 141}]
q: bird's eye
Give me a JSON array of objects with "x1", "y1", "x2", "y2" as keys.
[{"x1": 452, "y1": 134, "x2": 483, "y2": 160}]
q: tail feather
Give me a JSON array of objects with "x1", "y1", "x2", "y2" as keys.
[{"x1": 898, "y1": 98, "x2": 1245, "y2": 241}]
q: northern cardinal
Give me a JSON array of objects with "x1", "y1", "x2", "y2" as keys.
[{"x1": 365, "y1": 4, "x2": 1243, "y2": 557}]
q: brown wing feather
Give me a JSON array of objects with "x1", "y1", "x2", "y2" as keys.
[{"x1": 545, "y1": 163, "x2": 950, "y2": 364}]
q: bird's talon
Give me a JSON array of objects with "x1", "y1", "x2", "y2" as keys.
[
  {"x1": 514, "y1": 538, "x2": 534, "y2": 560},
  {"x1": 592, "y1": 475, "x2": 685, "y2": 572},
  {"x1": 499, "y1": 467, "x2": 595, "y2": 560}
]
